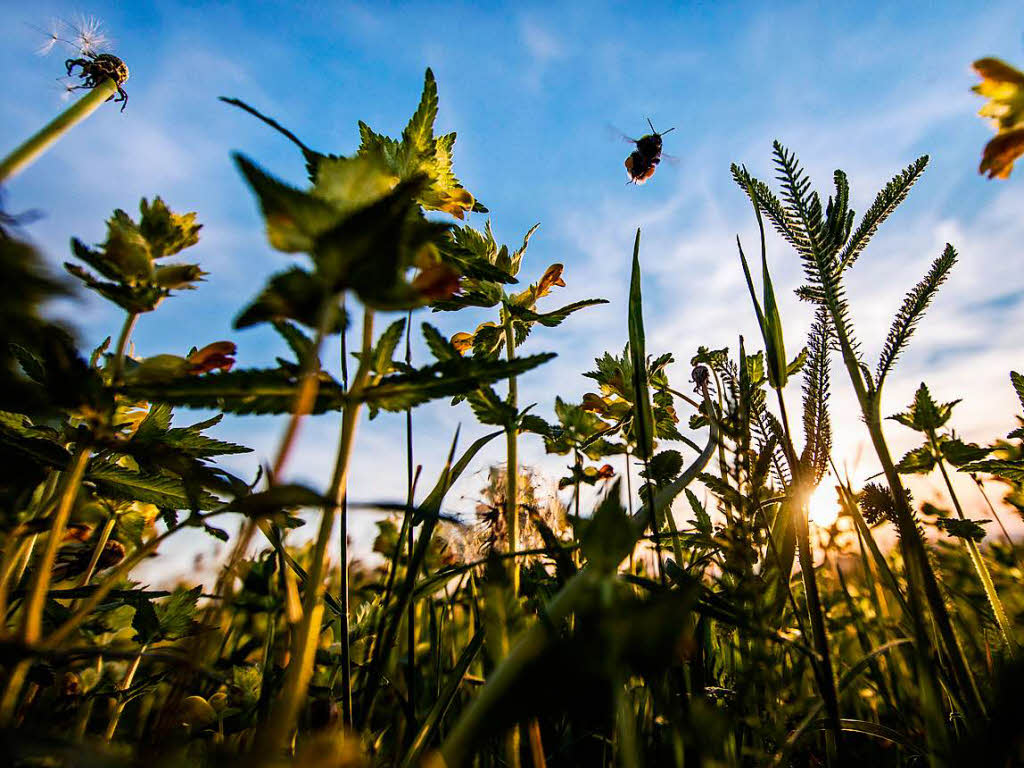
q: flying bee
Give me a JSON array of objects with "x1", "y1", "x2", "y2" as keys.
[{"x1": 623, "y1": 118, "x2": 675, "y2": 184}]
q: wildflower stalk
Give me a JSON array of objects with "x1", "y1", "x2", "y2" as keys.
[
  {"x1": 262, "y1": 307, "x2": 375, "y2": 753},
  {"x1": 77, "y1": 511, "x2": 116, "y2": 587},
  {"x1": 927, "y1": 433, "x2": 1015, "y2": 650},
  {"x1": 0, "y1": 78, "x2": 118, "y2": 184},
  {"x1": 502, "y1": 306, "x2": 521, "y2": 595},
  {"x1": 21, "y1": 446, "x2": 91, "y2": 645},
  {"x1": 738, "y1": 196, "x2": 843, "y2": 761},
  {"x1": 103, "y1": 643, "x2": 147, "y2": 741},
  {"x1": 838, "y1": 324, "x2": 982, "y2": 732},
  {"x1": 777, "y1": 392, "x2": 841, "y2": 764},
  {"x1": 110, "y1": 312, "x2": 139, "y2": 383},
  {"x1": 404, "y1": 309, "x2": 417, "y2": 736}
]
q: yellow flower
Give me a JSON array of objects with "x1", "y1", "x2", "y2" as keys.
[{"x1": 972, "y1": 57, "x2": 1024, "y2": 178}]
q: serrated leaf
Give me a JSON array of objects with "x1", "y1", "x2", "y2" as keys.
[
  {"x1": 123, "y1": 367, "x2": 346, "y2": 416},
  {"x1": 962, "y1": 459, "x2": 1024, "y2": 483},
  {"x1": 234, "y1": 154, "x2": 339, "y2": 253},
  {"x1": 466, "y1": 387, "x2": 517, "y2": 428},
  {"x1": 939, "y1": 437, "x2": 990, "y2": 468},
  {"x1": 935, "y1": 517, "x2": 989, "y2": 543},
  {"x1": 895, "y1": 446, "x2": 936, "y2": 474},
  {"x1": 355, "y1": 353, "x2": 555, "y2": 415},
  {"x1": 87, "y1": 461, "x2": 223, "y2": 510},
  {"x1": 506, "y1": 298, "x2": 608, "y2": 328}
]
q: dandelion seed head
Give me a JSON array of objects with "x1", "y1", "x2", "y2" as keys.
[
  {"x1": 32, "y1": 19, "x2": 67, "y2": 56},
  {"x1": 72, "y1": 14, "x2": 109, "y2": 55}
]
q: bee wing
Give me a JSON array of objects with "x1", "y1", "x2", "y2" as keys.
[
  {"x1": 661, "y1": 152, "x2": 682, "y2": 166},
  {"x1": 606, "y1": 123, "x2": 639, "y2": 144}
]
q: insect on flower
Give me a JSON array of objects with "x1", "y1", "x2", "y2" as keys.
[
  {"x1": 623, "y1": 118, "x2": 675, "y2": 184},
  {"x1": 30, "y1": 16, "x2": 129, "y2": 110}
]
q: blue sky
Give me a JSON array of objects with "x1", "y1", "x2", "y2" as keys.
[{"x1": 2, "y1": 1, "x2": 1023, "y2": 578}]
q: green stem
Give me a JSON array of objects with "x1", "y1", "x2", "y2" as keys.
[
  {"x1": 77, "y1": 513, "x2": 117, "y2": 588},
  {"x1": 828, "y1": 291, "x2": 981, "y2": 723},
  {"x1": 104, "y1": 644, "x2": 146, "y2": 741},
  {"x1": 111, "y1": 313, "x2": 139, "y2": 384},
  {"x1": 261, "y1": 307, "x2": 374, "y2": 753},
  {"x1": 0, "y1": 78, "x2": 118, "y2": 184},
  {"x1": 973, "y1": 475, "x2": 1021, "y2": 569},
  {"x1": 404, "y1": 309, "x2": 416, "y2": 738},
  {"x1": 775, "y1": 390, "x2": 841, "y2": 764},
  {"x1": 929, "y1": 435, "x2": 1015, "y2": 651},
  {"x1": 21, "y1": 446, "x2": 91, "y2": 645},
  {"x1": 503, "y1": 307, "x2": 520, "y2": 596}
]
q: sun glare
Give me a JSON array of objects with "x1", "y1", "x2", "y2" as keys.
[{"x1": 807, "y1": 481, "x2": 841, "y2": 528}]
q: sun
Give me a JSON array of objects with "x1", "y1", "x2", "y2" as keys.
[{"x1": 807, "y1": 481, "x2": 840, "y2": 528}]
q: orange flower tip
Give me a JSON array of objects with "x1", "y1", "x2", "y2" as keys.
[
  {"x1": 451, "y1": 332, "x2": 474, "y2": 354},
  {"x1": 536, "y1": 263, "x2": 567, "y2": 298},
  {"x1": 413, "y1": 264, "x2": 461, "y2": 300},
  {"x1": 187, "y1": 341, "x2": 237, "y2": 375},
  {"x1": 979, "y1": 128, "x2": 1024, "y2": 179}
]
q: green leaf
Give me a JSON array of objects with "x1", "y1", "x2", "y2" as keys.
[
  {"x1": 639, "y1": 450, "x2": 684, "y2": 485},
  {"x1": 234, "y1": 153, "x2": 338, "y2": 253},
  {"x1": 123, "y1": 367, "x2": 346, "y2": 416},
  {"x1": 229, "y1": 484, "x2": 325, "y2": 520},
  {"x1": 1012, "y1": 371, "x2": 1024, "y2": 412},
  {"x1": 685, "y1": 489, "x2": 712, "y2": 535},
  {"x1": 889, "y1": 383, "x2": 959, "y2": 433},
  {"x1": 369, "y1": 318, "x2": 407, "y2": 376},
  {"x1": 355, "y1": 353, "x2": 555, "y2": 415},
  {"x1": 939, "y1": 437, "x2": 990, "y2": 468},
  {"x1": 235, "y1": 267, "x2": 341, "y2": 332},
  {"x1": 506, "y1": 298, "x2": 608, "y2": 328},
  {"x1": 466, "y1": 387, "x2": 517, "y2": 428},
  {"x1": 138, "y1": 197, "x2": 201, "y2": 260},
  {"x1": 935, "y1": 517, "x2": 989, "y2": 543},
  {"x1": 403, "y1": 67, "x2": 438, "y2": 152},
  {"x1": 628, "y1": 230, "x2": 655, "y2": 461},
  {"x1": 422, "y1": 323, "x2": 460, "y2": 362},
  {"x1": 581, "y1": 480, "x2": 634, "y2": 571},
  {"x1": 895, "y1": 445, "x2": 936, "y2": 474},
  {"x1": 87, "y1": 461, "x2": 223, "y2": 510},
  {"x1": 876, "y1": 246, "x2": 957, "y2": 386},
  {"x1": 962, "y1": 459, "x2": 1024, "y2": 483}
]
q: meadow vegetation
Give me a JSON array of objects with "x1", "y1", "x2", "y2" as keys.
[{"x1": 2, "y1": 34, "x2": 1024, "y2": 768}]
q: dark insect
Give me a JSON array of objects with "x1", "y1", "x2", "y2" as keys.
[
  {"x1": 624, "y1": 118, "x2": 675, "y2": 184},
  {"x1": 65, "y1": 53, "x2": 130, "y2": 111}
]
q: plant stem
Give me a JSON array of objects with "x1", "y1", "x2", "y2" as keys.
[
  {"x1": 973, "y1": 475, "x2": 1021, "y2": 569},
  {"x1": 78, "y1": 513, "x2": 117, "y2": 588},
  {"x1": 503, "y1": 307, "x2": 520, "y2": 596},
  {"x1": 404, "y1": 309, "x2": 417, "y2": 738},
  {"x1": 261, "y1": 307, "x2": 374, "y2": 753},
  {"x1": 21, "y1": 447, "x2": 91, "y2": 645},
  {"x1": 929, "y1": 436, "x2": 1015, "y2": 651},
  {"x1": 104, "y1": 644, "x2": 147, "y2": 741},
  {"x1": 0, "y1": 78, "x2": 118, "y2": 184},
  {"x1": 775, "y1": 390, "x2": 841, "y2": 763},
  {"x1": 111, "y1": 313, "x2": 139, "y2": 384}
]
